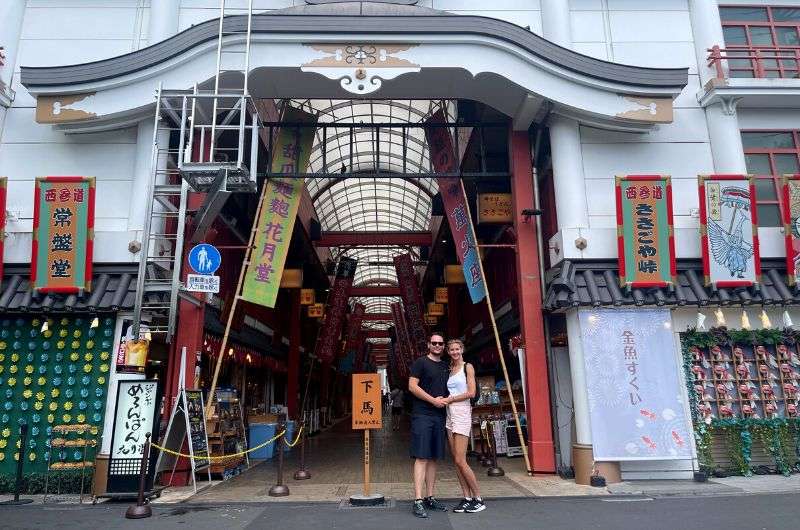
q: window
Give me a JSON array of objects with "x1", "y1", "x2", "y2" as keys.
[
  {"x1": 720, "y1": 6, "x2": 800, "y2": 78},
  {"x1": 742, "y1": 131, "x2": 800, "y2": 226}
]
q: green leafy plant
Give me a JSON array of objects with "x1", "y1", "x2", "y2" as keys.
[{"x1": 0, "y1": 470, "x2": 92, "y2": 494}]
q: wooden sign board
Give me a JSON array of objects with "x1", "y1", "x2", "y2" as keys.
[
  {"x1": 308, "y1": 303, "x2": 324, "y2": 318},
  {"x1": 477, "y1": 193, "x2": 513, "y2": 224},
  {"x1": 445, "y1": 264, "x2": 465, "y2": 285},
  {"x1": 427, "y1": 302, "x2": 445, "y2": 316},
  {"x1": 352, "y1": 373, "x2": 382, "y2": 429},
  {"x1": 279, "y1": 268, "x2": 303, "y2": 288}
]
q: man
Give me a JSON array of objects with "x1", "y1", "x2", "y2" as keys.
[
  {"x1": 390, "y1": 387, "x2": 404, "y2": 431},
  {"x1": 407, "y1": 332, "x2": 450, "y2": 518}
]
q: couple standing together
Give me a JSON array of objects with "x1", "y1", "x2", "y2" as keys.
[{"x1": 408, "y1": 332, "x2": 485, "y2": 518}]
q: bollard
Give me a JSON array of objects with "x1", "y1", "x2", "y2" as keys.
[
  {"x1": 125, "y1": 433, "x2": 152, "y2": 519},
  {"x1": 268, "y1": 423, "x2": 290, "y2": 496},
  {"x1": 486, "y1": 421, "x2": 505, "y2": 477},
  {"x1": 293, "y1": 422, "x2": 311, "y2": 480},
  {"x1": 0, "y1": 424, "x2": 34, "y2": 505}
]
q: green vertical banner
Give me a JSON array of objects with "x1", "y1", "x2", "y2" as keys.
[
  {"x1": 31, "y1": 176, "x2": 95, "y2": 293},
  {"x1": 615, "y1": 175, "x2": 676, "y2": 289},
  {"x1": 241, "y1": 108, "x2": 315, "y2": 308}
]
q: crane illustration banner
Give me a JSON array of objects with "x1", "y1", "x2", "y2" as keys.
[
  {"x1": 615, "y1": 175, "x2": 676, "y2": 289},
  {"x1": 698, "y1": 175, "x2": 760, "y2": 288},
  {"x1": 579, "y1": 309, "x2": 693, "y2": 461}
]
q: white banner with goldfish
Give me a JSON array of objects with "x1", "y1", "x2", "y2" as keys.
[{"x1": 579, "y1": 309, "x2": 694, "y2": 461}]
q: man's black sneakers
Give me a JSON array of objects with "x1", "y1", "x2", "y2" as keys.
[
  {"x1": 452, "y1": 498, "x2": 472, "y2": 513},
  {"x1": 465, "y1": 498, "x2": 486, "y2": 513},
  {"x1": 413, "y1": 499, "x2": 428, "y2": 518},
  {"x1": 423, "y1": 496, "x2": 448, "y2": 512}
]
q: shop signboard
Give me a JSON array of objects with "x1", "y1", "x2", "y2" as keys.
[
  {"x1": 424, "y1": 315, "x2": 438, "y2": 326},
  {"x1": 242, "y1": 107, "x2": 315, "y2": 308},
  {"x1": 427, "y1": 302, "x2": 445, "y2": 317},
  {"x1": 578, "y1": 309, "x2": 693, "y2": 461},
  {"x1": 107, "y1": 379, "x2": 160, "y2": 494},
  {"x1": 393, "y1": 253, "x2": 428, "y2": 357},
  {"x1": 314, "y1": 258, "x2": 357, "y2": 364},
  {"x1": 698, "y1": 174, "x2": 760, "y2": 288},
  {"x1": 444, "y1": 264, "x2": 465, "y2": 284},
  {"x1": 31, "y1": 176, "x2": 95, "y2": 293},
  {"x1": 352, "y1": 373, "x2": 382, "y2": 429},
  {"x1": 308, "y1": 303, "x2": 324, "y2": 318},
  {"x1": 477, "y1": 193, "x2": 513, "y2": 224},
  {"x1": 344, "y1": 303, "x2": 366, "y2": 358},
  {"x1": 614, "y1": 175, "x2": 676, "y2": 289},
  {"x1": 434, "y1": 287, "x2": 448, "y2": 304},
  {"x1": 184, "y1": 389, "x2": 210, "y2": 468},
  {"x1": 300, "y1": 288, "x2": 315, "y2": 305},
  {"x1": 0, "y1": 178, "x2": 5, "y2": 286},
  {"x1": 116, "y1": 321, "x2": 150, "y2": 374},
  {"x1": 783, "y1": 174, "x2": 800, "y2": 285},
  {"x1": 425, "y1": 111, "x2": 486, "y2": 303}
]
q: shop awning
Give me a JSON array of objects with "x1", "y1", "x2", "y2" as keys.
[
  {"x1": 544, "y1": 260, "x2": 797, "y2": 311},
  {"x1": 203, "y1": 306, "x2": 288, "y2": 360},
  {"x1": 0, "y1": 265, "x2": 143, "y2": 313}
]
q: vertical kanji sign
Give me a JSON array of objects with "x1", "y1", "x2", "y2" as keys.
[
  {"x1": 352, "y1": 373, "x2": 382, "y2": 429},
  {"x1": 314, "y1": 257, "x2": 358, "y2": 365},
  {"x1": 614, "y1": 175, "x2": 676, "y2": 288},
  {"x1": 782, "y1": 174, "x2": 800, "y2": 285},
  {"x1": 393, "y1": 253, "x2": 428, "y2": 357},
  {"x1": 698, "y1": 174, "x2": 760, "y2": 288},
  {"x1": 32, "y1": 176, "x2": 95, "y2": 293},
  {"x1": 425, "y1": 111, "x2": 486, "y2": 303},
  {"x1": 241, "y1": 107, "x2": 315, "y2": 307}
]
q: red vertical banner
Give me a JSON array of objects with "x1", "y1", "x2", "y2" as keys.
[
  {"x1": 391, "y1": 302, "x2": 415, "y2": 375},
  {"x1": 425, "y1": 111, "x2": 486, "y2": 303},
  {"x1": 783, "y1": 174, "x2": 800, "y2": 285},
  {"x1": 354, "y1": 330, "x2": 367, "y2": 373},
  {"x1": 0, "y1": 178, "x2": 5, "y2": 287},
  {"x1": 314, "y1": 257, "x2": 357, "y2": 364},
  {"x1": 393, "y1": 253, "x2": 428, "y2": 356},
  {"x1": 344, "y1": 303, "x2": 366, "y2": 355}
]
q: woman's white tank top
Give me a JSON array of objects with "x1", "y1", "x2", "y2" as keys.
[{"x1": 447, "y1": 364, "x2": 468, "y2": 395}]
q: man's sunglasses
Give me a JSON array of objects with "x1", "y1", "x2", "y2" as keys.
[{"x1": 429, "y1": 341, "x2": 445, "y2": 346}]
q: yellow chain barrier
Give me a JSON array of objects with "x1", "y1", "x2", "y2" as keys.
[
  {"x1": 282, "y1": 425, "x2": 304, "y2": 448},
  {"x1": 150, "y1": 429, "x2": 286, "y2": 461}
]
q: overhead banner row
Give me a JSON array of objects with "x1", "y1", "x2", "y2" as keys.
[{"x1": 615, "y1": 174, "x2": 800, "y2": 289}]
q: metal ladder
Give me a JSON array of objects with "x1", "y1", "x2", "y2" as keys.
[{"x1": 132, "y1": 87, "x2": 191, "y2": 341}]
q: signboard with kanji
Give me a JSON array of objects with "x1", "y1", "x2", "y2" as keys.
[
  {"x1": 434, "y1": 287, "x2": 448, "y2": 304},
  {"x1": 300, "y1": 288, "x2": 315, "y2": 305},
  {"x1": 31, "y1": 176, "x2": 95, "y2": 293},
  {"x1": 614, "y1": 175, "x2": 676, "y2": 289},
  {"x1": 425, "y1": 111, "x2": 486, "y2": 303},
  {"x1": 308, "y1": 303, "x2": 324, "y2": 318},
  {"x1": 393, "y1": 253, "x2": 428, "y2": 357},
  {"x1": 477, "y1": 193, "x2": 513, "y2": 224},
  {"x1": 783, "y1": 175, "x2": 800, "y2": 285},
  {"x1": 352, "y1": 373, "x2": 382, "y2": 429},
  {"x1": 314, "y1": 258, "x2": 357, "y2": 364},
  {"x1": 698, "y1": 174, "x2": 760, "y2": 288}
]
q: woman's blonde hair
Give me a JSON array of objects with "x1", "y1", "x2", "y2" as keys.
[{"x1": 446, "y1": 339, "x2": 464, "y2": 350}]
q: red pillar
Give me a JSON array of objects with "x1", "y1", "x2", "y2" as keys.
[
  {"x1": 287, "y1": 290, "x2": 301, "y2": 419},
  {"x1": 510, "y1": 130, "x2": 556, "y2": 473}
]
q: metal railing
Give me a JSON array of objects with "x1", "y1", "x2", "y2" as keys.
[{"x1": 708, "y1": 45, "x2": 800, "y2": 80}]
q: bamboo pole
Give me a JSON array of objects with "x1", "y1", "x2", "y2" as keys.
[
  {"x1": 459, "y1": 179, "x2": 533, "y2": 475},
  {"x1": 204, "y1": 177, "x2": 269, "y2": 419}
]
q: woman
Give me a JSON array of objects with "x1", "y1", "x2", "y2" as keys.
[{"x1": 444, "y1": 339, "x2": 485, "y2": 513}]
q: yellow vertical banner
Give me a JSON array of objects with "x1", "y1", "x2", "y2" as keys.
[{"x1": 241, "y1": 108, "x2": 315, "y2": 308}]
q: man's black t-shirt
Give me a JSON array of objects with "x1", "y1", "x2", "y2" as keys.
[{"x1": 409, "y1": 355, "x2": 449, "y2": 417}]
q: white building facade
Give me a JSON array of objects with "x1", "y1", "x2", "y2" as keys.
[{"x1": 1, "y1": 0, "x2": 800, "y2": 485}]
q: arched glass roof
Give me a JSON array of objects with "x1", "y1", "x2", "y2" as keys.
[{"x1": 288, "y1": 99, "x2": 456, "y2": 327}]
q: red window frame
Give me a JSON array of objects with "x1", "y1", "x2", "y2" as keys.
[
  {"x1": 720, "y1": 5, "x2": 800, "y2": 78},
  {"x1": 742, "y1": 129, "x2": 800, "y2": 227}
]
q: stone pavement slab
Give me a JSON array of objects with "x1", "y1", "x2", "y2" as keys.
[{"x1": 607, "y1": 479, "x2": 741, "y2": 497}]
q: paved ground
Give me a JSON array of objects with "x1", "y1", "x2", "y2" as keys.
[{"x1": 1, "y1": 493, "x2": 799, "y2": 530}]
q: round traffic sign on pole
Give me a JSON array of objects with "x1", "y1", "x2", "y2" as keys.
[{"x1": 188, "y1": 244, "x2": 221, "y2": 275}]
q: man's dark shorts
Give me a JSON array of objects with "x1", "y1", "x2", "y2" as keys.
[{"x1": 410, "y1": 414, "x2": 446, "y2": 460}]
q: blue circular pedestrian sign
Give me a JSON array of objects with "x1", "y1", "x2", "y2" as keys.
[{"x1": 188, "y1": 244, "x2": 221, "y2": 275}]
